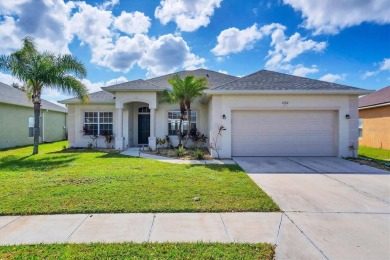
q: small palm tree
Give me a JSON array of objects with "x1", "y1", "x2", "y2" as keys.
[
  {"x1": 160, "y1": 76, "x2": 186, "y2": 146},
  {"x1": 0, "y1": 37, "x2": 88, "y2": 154},
  {"x1": 161, "y1": 74, "x2": 208, "y2": 146},
  {"x1": 181, "y1": 75, "x2": 208, "y2": 138}
]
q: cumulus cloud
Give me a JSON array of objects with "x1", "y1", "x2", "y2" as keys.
[
  {"x1": 212, "y1": 23, "x2": 285, "y2": 56},
  {"x1": 319, "y1": 73, "x2": 346, "y2": 82},
  {"x1": 139, "y1": 34, "x2": 205, "y2": 77},
  {"x1": 265, "y1": 28, "x2": 327, "y2": 69},
  {"x1": 212, "y1": 24, "x2": 264, "y2": 56},
  {"x1": 362, "y1": 58, "x2": 390, "y2": 79},
  {"x1": 292, "y1": 65, "x2": 319, "y2": 77},
  {"x1": 114, "y1": 11, "x2": 151, "y2": 35},
  {"x1": 155, "y1": 0, "x2": 222, "y2": 32},
  {"x1": 283, "y1": 0, "x2": 390, "y2": 34},
  {"x1": 0, "y1": 0, "x2": 74, "y2": 54}
]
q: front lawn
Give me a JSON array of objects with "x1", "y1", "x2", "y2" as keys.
[
  {"x1": 0, "y1": 243, "x2": 275, "y2": 259},
  {"x1": 358, "y1": 146, "x2": 390, "y2": 162},
  {"x1": 0, "y1": 142, "x2": 279, "y2": 215}
]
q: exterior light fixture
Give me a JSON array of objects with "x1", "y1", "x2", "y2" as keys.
[
  {"x1": 222, "y1": 114, "x2": 226, "y2": 119},
  {"x1": 345, "y1": 114, "x2": 351, "y2": 119}
]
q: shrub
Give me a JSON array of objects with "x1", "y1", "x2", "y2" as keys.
[
  {"x1": 192, "y1": 149, "x2": 204, "y2": 160},
  {"x1": 175, "y1": 146, "x2": 186, "y2": 157}
]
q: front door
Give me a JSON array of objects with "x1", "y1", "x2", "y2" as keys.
[{"x1": 138, "y1": 114, "x2": 150, "y2": 145}]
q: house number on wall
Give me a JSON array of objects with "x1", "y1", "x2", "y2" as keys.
[{"x1": 282, "y1": 101, "x2": 289, "y2": 104}]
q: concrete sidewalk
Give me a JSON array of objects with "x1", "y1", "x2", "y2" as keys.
[
  {"x1": 121, "y1": 147, "x2": 236, "y2": 165},
  {"x1": 0, "y1": 213, "x2": 283, "y2": 245}
]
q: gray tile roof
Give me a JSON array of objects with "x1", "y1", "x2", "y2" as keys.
[
  {"x1": 0, "y1": 82, "x2": 67, "y2": 113},
  {"x1": 359, "y1": 86, "x2": 390, "y2": 108},
  {"x1": 59, "y1": 90, "x2": 115, "y2": 104},
  {"x1": 102, "y1": 79, "x2": 161, "y2": 91},
  {"x1": 212, "y1": 70, "x2": 367, "y2": 92},
  {"x1": 146, "y1": 68, "x2": 238, "y2": 89}
]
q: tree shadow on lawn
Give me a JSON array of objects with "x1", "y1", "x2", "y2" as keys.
[
  {"x1": 184, "y1": 163, "x2": 244, "y2": 173},
  {"x1": 0, "y1": 154, "x2": 78, "y2": 172}
]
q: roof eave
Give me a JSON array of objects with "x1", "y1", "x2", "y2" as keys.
[
  {"x1": 102, "y1": 87, "x2": 164, "y2": 93},
  {"x1": 58, "y1": 100, "x2": 115, "y2": 105},
  {"x1": 359, "y1": 102, "x2": 390, "y2": 110},
  {"x1": 204, "y1": 90, "x2": 373, "y2": 95}
]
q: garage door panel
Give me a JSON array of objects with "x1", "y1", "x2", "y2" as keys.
[{"x1": 232, "y1": 110, "x2": 337, "y2": 156}]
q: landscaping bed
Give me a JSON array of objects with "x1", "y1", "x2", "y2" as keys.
[
  {"x1": 0, "y1": 243, "x2": 275, "y2": 259},
  {"x1": 348, "y1": 146, "x2": 390, "y2": 171},
  {"x1": 0, "y1": 142, "x2": 279, "y2": 215},
  {"x1": 144, "y1": 147, "x2": 211, "y2": 160}
]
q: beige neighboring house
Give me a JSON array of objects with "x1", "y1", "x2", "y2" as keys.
[
  {"x1": 0, "y1": 82, "x2": 68, "y2": 149},
  {"x1": 359, "y1": 86, "x2": 390, "y2": 150},
  {"x1": 60, "y1": 69, "x2": 370, "y2": 158}
]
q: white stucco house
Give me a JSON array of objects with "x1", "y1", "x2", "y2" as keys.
[{"x1": 59, "y1": 69, "x2": 370, "y2": 158}]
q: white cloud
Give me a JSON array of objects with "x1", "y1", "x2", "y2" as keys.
[
  {"x1": 292, "y1": 65, "x2": 319, "y2": 77},
  {"x1": 212, "y1": 23, "x2": 285, "y2": 56},
  {"x1": 106, "y1": 76, "x2": 128, "y2": 86},
  {"x1": 283, "y1": 0, "x2": 390, "y2": 34},
  {"x1": 139, "y1": 34, "x2": 205, "y2": 77},
  {"x1": 218, "y1": 70, "x2": 228, "y2": 74},
  {"x1": 155, "y1": 0, "x2": 222, "y2": 32},
  {"x1": 362, "y1": 58, "x2": 390, "y2": 79},
  {"x1": 380, "y1": 58, "x2": 390, "y2": 71},
  {"x1": 265, "y1": 28, "x2": 327, "y2": 69},
  {"x1": 319, "y1": 73, "x2": 346, "y2": 82},
  {"x1": 114, "y1": 11, "x2": 151, "y2": 35},
  {"x1": 0, "y1": 72, "x2": 21, "y2": 85},
  {"x1": 212, "y1": 24, "x2": 263, "y2": 56},
  {"x1": 0, "y1": 0, "x2": 74, "y2": 54}
]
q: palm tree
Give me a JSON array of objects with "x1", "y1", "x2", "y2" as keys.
[
  {"x1": 0, "y1": 37, "x2": 88, "y2": 154},
  {"x1": 160, "y1": 76, "x2": 186, "y2": 146},
  {"x1": 180, "y1": 75, "x2": 208, "y2": 138},
  {"x1": 161, "y1": 74, "x2": 208, "y2": 146}
]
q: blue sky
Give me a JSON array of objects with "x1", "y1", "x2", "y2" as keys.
[{"x1": 0, "y1": 0, "x2": 389, "y2": 104}]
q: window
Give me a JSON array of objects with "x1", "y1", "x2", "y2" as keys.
[
  {"x1": 84, "y1": 112, "x2": 113, "y2": 135},
  {"x1": 138, "y1": 107, "x2": 150, "y2": 113},
  {"x1": 28, "y1": 117, "x2": 34, "y2": 137},
  {"x1": 168, "y1": 110, "x2": 196, "y2": 135},
  {"x1": 358, "y1": 118, "x2": 363, "y2": 138}
]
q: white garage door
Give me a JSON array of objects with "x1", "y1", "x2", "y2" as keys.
[{"x1": 232, "y1": 110, "x2": 337, "y2": 156}]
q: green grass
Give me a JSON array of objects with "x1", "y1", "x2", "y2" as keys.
[
  {"x1": 0, "y1": 243, "x2": 275, "y2": 260},
  {"x1": 358, "y1": 146, "x2": 390, "y2": 162},
  {"x1": 0, "y1": 142, "x2": 279, "y2": 215}
]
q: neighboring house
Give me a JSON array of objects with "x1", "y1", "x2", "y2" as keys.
[
  {"x1": 0, "y1": 82, "x2": 68, "y2": 149},
  {"x1": 60, "y1": 69, "x2": 370, "y2": 158},
  {"x1": 358, "y1": 86, "x2": 390, "y2": 150}
]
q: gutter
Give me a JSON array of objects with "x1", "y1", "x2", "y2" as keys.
[
  {"x1": 359, "y1": 102, "x2": 390, "y2": 110},
  {"x1": 203, "y1": 89, "x2": 373, "y2": 95}
]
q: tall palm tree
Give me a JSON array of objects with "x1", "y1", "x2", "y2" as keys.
[{"x1": 0, "y1": 37, "x2": 88, "y2": 154}]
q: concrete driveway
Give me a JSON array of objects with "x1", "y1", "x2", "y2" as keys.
[{"x1": 234, "y1": 157, "x2": 390, "y2": 259}]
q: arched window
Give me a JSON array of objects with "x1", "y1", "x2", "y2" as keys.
[
  {"x1": 138, "y1": 107, "x2": 150, "y2": 113},
  {"x1": 168, "y1": 109, "x2": 197, "y2": 135}
]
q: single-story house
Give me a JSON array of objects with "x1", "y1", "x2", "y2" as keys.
[
  {"x1": 0, "y1": 82, "x2": 68, "y2": 149},
  {"x1": 60, "y1": 69, "x2": 370, "y2": 158},
  {"x1": 358, "y1": 86, "x2": 390, "y2": 150}
]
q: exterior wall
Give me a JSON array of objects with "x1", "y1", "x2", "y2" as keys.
[
  {"x1": 67, "y1": 104, "x2": 116, "y2": 148},
  {"x1": 0, "y1": 103, "x2": 66, "y2": 149},
  {"x1": 208, "y1": 94, "x2": 357, "y2": 158},
  {"x1": 42, "y1": 110, "x2": 67, "y2": 142},
  {"x1": 359, "y1": 105, "x2": 390, "y2": 149}
]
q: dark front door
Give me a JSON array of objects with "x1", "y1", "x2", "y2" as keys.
[{"x1": 138, "y1": 114, "x2": 150, "y2": 144}]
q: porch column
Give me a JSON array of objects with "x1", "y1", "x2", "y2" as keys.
[
  {"x1": 115, "y1": 107, "x2": 124, "y2": 150},
  {"x1": 148, "y1": 108, "x2": 157, "y2": 150}
]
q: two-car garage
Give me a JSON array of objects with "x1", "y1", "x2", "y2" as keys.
[{"x1": 231, "y1": 110, "x2": 338, "y2": 156}]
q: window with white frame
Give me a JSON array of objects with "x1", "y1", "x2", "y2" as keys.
[
  {"x1": 358, "y1": 118, "x2": 363, "y2": 138},
  {"x1": 168, "y1": 110, "x2": 196, "y2": 135},
  {"x1": 84, "y1": 112, "x2": 113, "y2": 136},
  {"x1": 28, "y1": 117, "x2": 34, "y2": 137}
]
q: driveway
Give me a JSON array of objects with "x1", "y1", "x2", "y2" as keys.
[{"x1": 234, "y1": 157, "x2": 390, "y2": 259}]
